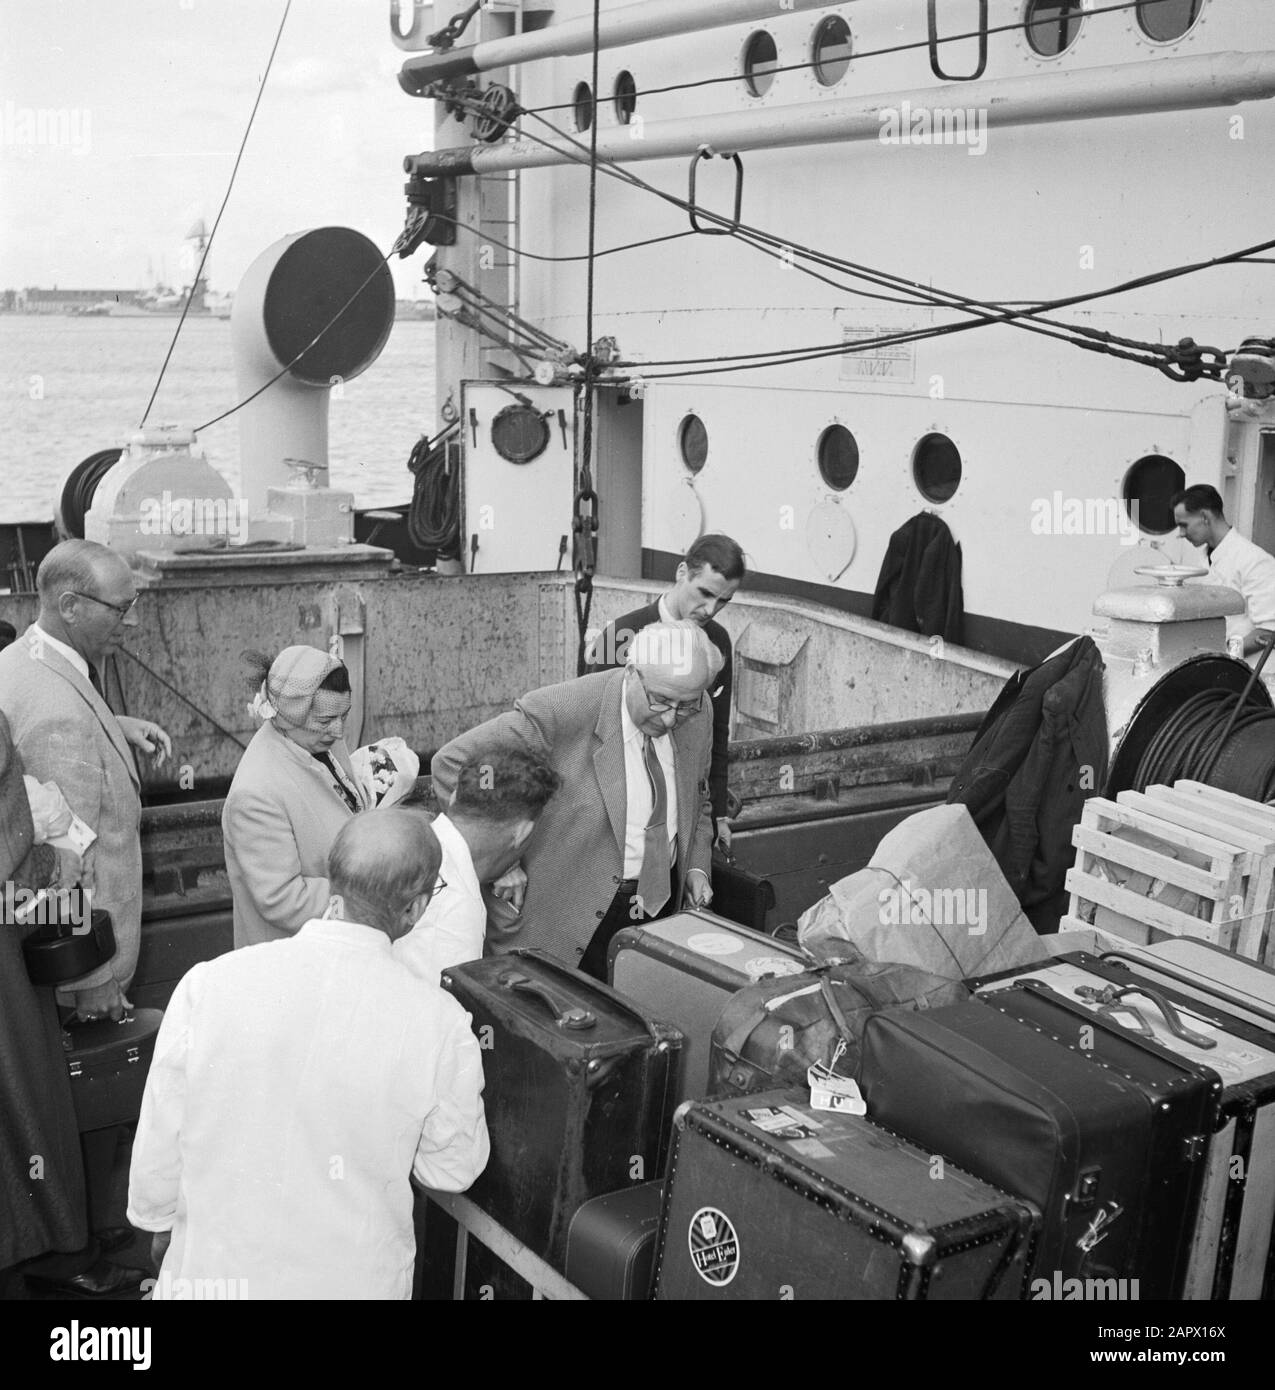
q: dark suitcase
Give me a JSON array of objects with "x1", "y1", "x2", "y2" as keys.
[
  {"x1": 607, "y1": 910, "x2": 808, "y2": 1104},
  {"x1": 440, "y1": 949, "x2": 682, "y2": 1288},
  {"x1": 974, "y1": 951, "x2": 1275, "y2": 1300},
  {"x1": 859, "y1": 1000, "x2": 1167, "y2": 1295},
  {"x1": 564, "y1": 1181, "x2": 664, "y2": 1300},
  {"x1": 709, "y1": 853, "x2": 776, "y2": 934},
  {"x1": 654, "y1": 1089, "x2": 1037, "y2": 1300},
  {"x1": 62, "y1": 1008, "x2": 164, "y2": 1132},
  {"x1": 979, "y1": 978, "x2": 1218, "y2": 1298}
]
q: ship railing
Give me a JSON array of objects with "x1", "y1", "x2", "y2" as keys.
[{"x1": 423, "y1": 1190, "x2": 589, "y2": 1301}]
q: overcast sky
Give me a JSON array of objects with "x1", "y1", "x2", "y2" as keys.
[{"x1": 0, "y1": 0, "x2": 436, "y2": 296}]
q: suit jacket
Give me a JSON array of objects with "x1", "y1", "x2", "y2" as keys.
[
  {"x1": 431, "y1": 670, "x2": 715, "y2": 967},
  {"x1": 586, "y1": 602, "x2": 732, "y2": 826},
  {"x1": 0, "y1": 625, "x2": 141, "y2": 996},
  {"x1": 947, "y1": 635, "x2": 1107, "y2": 916},
  {"x1": 0, "y1": 711, "x2": 88, "y2": 1265},
  {"x1": 871, "y1": 512, "x2": 964, "y2": 644},
  {"x1": 222, "y1": 720, "x2": 370, "y2": 948}
]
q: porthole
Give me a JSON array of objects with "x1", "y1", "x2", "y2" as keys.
[
  {"x1": 491, "y1": 404, "x2": 550, "y2": 465},
  {"x1": 812, "y1": 15, "x2": 853, "y2": 87},
  {"x1": 743, "y1": 31, "x2": 778, "y2": 98},
  {"x1": 614, "y1": 71, "x2": 637, "y2": 125},
  {"x1": 912, "y1": 433, "x2": 961, "y2": 504},
  {"x1": 1122, "y1": 453, "x2": 1185, "y2": 535},
  {"x1": 1137, "y1": 0, "x2": 1202, "y2": 43},
  {"x1": 573, "y1": 82, "x2": 593, "y2": 132},
  {"x1": 1023, "y1": 0, "x2": 1085, "y2": 57},
  {"x1": 679, "y1": 414, "x2": 708, "y2": 474},
  {"x1": 817, "y1": 424, "x2": 859, "y2": 491}
]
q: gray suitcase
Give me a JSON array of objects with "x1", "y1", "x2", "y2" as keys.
[
  {"x1": 607, "y1": 910, "x2": 808, "y2": 1104},
  {"x1": 973, "y1": 951, "x2": 1275, "y2": 1300},
  {"x1": 1094, "y1": 938, "x2": 1275, "y2": 1032}
]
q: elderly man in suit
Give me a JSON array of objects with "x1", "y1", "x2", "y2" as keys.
[
  {"x1": 431, "y1": 622, "x2": 721, "y2": 979},
  {"x1": 0, "y1": 539, "x2": 171, "y2": 1024}
]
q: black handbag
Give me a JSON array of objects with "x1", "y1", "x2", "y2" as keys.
[{"x1": 22, "y1": 904, "x2": 117, "y2": 985}]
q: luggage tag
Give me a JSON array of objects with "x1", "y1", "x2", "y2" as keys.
[{"x1": 807, "y1": 1039, "x2": 866, "y2": 1116}]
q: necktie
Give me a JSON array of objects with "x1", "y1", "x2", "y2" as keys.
[
  {"x1": 88, "y1": 666, "x2": 104, "y2": 698},
  {"x1": 635, "y1": 735, "x2": 671, "y2": 918}
]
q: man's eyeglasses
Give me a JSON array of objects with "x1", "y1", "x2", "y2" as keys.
[
  {"x1": 638, "y1": 677, "x2": 701, "y2": 717},
  {"x1": 65, "y1": 591, "x2": 139, "y2": 620}
]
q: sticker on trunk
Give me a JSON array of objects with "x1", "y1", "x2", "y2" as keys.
[
  {"x1": 686, "y1": 932, "x2": 742, "y2": 956},
  {"x1": 741, "y1": 1104, "x2": 824, "y2": 1139},
  {"x1": 742, "y1": 955, "x2": 805, "y2": 980},
  {"x1": 688, "y1": 1207, "x2": 739, "y2": 1287}
]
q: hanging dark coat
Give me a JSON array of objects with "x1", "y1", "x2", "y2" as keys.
[
  {"x1": 946, "y1": 635, "x2": 1107, "y2": 924},
  {"x1": 0, "y1": 712, "x2": 88, "y2": 1268},
  {"x1": 871, "y1": 512, "x2": 964, "y2": 644}
]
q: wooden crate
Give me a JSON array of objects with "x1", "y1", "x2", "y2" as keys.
[
  {"x1": 1135, "y1": 786, "x2": 1275, "y2": 963},
  {"x1": 1065, "y1": 796, "x2": 1249, "y2": 952}
]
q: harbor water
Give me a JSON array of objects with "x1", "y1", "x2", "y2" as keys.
[{"x1": 0, "y1": 314, "x2": 437, "y2": 524}]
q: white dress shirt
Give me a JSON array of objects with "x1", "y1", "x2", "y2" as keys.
[
  {"x1": 30, "y1": 623, "x2": 91, "y2": 683},
  {"x1": 1203, "y1": 529, "x2": 1275, "y2": 656},
  {"x1": 128, "y1": 918, "x2": 490, "y2": 1300},
  {"x1": 620, "y1": 686, "x2": 678, "y2": 879},
  {"x1": 393, "y1": 812, "x2": 486, "y2": 985}
]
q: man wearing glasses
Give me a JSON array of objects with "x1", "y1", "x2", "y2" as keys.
[
  {"x1": 0, "y1": 539, "x2": 172, "y2": 1295},
  {"x1": 431, "y1": 621, "x2": 720, "y2": 980},
  {"x1": 0, "y1": 539, "x2": 171, "y2": 1024}
]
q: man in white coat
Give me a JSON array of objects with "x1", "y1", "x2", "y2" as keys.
[
  {"x1": 393, "y1": 744, "x2": 560, "y2": 985},
  {"x1": 127, "y1": 809, "x2": 490, "y2": 1300}
]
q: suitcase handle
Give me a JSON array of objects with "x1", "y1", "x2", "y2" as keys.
[
  {"x1": 499, "y1": 971, "x2": 597, "y2": 1030},
  {"x1": 1073, "y1": 983, "x2": 1218, "y2": 1050}
]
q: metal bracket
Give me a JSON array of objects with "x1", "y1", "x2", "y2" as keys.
[
  {"x1": 928, "y1": 0, "x2": 988, "y2": 83},
  {"x1": 688, "y1": 146, "x2": 744, "y2": 236}
]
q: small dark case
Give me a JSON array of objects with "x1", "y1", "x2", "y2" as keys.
[
  {"x1": 564, "y1": 1181, "x2": 664, "y2": 1300},
  {"x1": 63, "y1": 1007, "x2": 164, "y2": 1131}
]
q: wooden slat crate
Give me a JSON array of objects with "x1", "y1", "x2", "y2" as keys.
[
  {"x1": 1064, "y1": 795, "x2": 1248, "y2": 952},
  {"x1": 1061, "y1": 785, "x2": 1275, "y2": 965}
]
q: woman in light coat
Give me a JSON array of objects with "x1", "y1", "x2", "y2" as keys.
[{"x1": 222, "y1": 647, "x2": 373, "y2": 948}]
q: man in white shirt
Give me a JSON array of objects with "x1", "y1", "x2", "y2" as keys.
[
  {"x1": 1173, "y1": 485, "x2": 1275, "y2": 660},
  {"x1": 127, "y1": 808, "x2": 490, "y2": 1300},
  {"x1": 393, "y1": 745, "x2": 560, "y2": 986},
  {"x1": 431, "y1": 622, "x2": 721, "y2": 979}
]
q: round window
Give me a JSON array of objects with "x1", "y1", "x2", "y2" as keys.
[
  {"x1": 679, "y1": 414, "x2": 708, "y2": 474},
  {"x1": 812, "y1": 15, "x2": 853, "y2": 87},
  {"x1": 743, "y1": 31, "x2": 778, "y2": 98},
  {"x1": 614, "y1": 71, "x2": 637, "y2": 125},
  {"x1": 913, "y1": 433, "x2": 962, "y2": 503},
  {"x1": 491, "y1": 404, "x2": 550, "y2": 465},
  {"x1": 1122, "y1": 454, "x2": 1185, "y2": 536},
  {"x1": 1137, "y1": 0, "x2": 1202, "y2": 43},
  {"x1": 817, "y1": 425, "x2": 859, "y2": 490},
  {"x1": 1023, "y1": 0, "x2": 1085, "y2": 57},
  {"x1": 573, "y1": 82, "x2": 593, "y2": 133}
]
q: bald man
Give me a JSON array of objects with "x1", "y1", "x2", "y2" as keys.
[
  {"x1": 128, "y1": 809, "x2": 490, "y2": 1300},
  {"x1": 431, "y1": 621, "x2": 720, "y2": 978}
]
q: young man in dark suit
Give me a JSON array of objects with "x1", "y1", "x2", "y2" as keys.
[{"x1": 585, "y1": 534, "x2": 744, "y2": 849}]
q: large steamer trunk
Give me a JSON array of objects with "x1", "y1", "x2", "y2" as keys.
[
  {"x1": 439, "y1": 949, "x2": 681, "y2": 1296},
  {"x1": 859, "y1": 1000, "x2": 1170, "y2": 1294},
  {"x1": 654, "y1": 1090, "x2": 1036, "y2": 1301},
  {"x1": 975, "y1": 951, "x2": 1275, "y2": 1300},
  {"x1": 979, "y1": 979, "x2": 1218, "y2": 1298}
]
